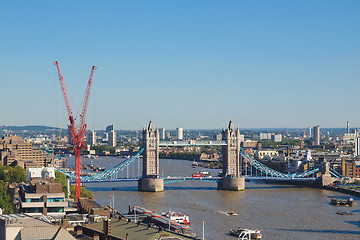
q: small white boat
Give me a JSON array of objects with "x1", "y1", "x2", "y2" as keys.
[
  {"x1": 200, "y1": 171, "x2": 210, "y2": 176},
  {"x1": 226, "y1": 211, "x2": 238, "y2": 216},
  {"x1": 162, "y1": 211, "x2": 191, "y2": 225}
]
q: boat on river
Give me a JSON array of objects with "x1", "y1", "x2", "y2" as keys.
[
  {"x1": 162, "y1": 210, "x2": 191, "y2": 225},
  {"x1": 200, "y1": 171, "x2": 210, "y2": 176},
  {"x1": 336, "y1": 211, "x2": 353, "y2": 215},
  {"x1": 331, "y1": 198, "x2": 356, "y2": 206},
  {"x1": 230, "y1": 228, "x2": 262, "y2": 239},
  {"x1": 226, "y1": 211, "x2": 238, "y2": 216}
]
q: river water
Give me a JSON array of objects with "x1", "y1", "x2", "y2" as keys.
[{"x1": 68, "y1": 156, "x2": 360, "y2": 240}]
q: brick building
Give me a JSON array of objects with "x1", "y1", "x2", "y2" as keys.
[{"x1": 0, "y1": 135, "x2": 62, "y2": 169}]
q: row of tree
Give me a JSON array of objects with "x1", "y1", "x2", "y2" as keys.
[{"x1": 0, "y1": 165, "x2": 28, "y2": 214}]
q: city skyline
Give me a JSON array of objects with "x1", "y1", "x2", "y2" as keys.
[{"x1": 1, "y1": 1, "x2": 359, "y2": 129}]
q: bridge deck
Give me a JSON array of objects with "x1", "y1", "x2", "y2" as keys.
[
  {"x1": 71, "y1": 176, "x2": 317, "y2": 183},
  {"x1": 159, "y1": 140, "x2": 227, "y2": 146}
]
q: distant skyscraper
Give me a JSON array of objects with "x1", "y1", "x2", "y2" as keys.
[
  {"x1": 306, "y1": 127, "x2": 312, "y2": 138},
  {"x1": 347, "y1": 121, "x2": 350, "y2": 134},
  {"x1": 177, "y1": 128, "x2": 183, "y2": 140},
  {"x1": 271, "y1": 134, "x2": 282, "y2": 142},
  {"x1": 106, "y1": 125, "x2": 114, "y2": 133},
  {"x1": 355, "y1": 137, "x2": 360, "y2": 156},
  {"x1": 259, "y1": 133, "x2": 268, "y2": 140},
  {"x1": 87, "y1": 130, "x2": 96, "y2": 146},
  {"x1": 108, "y1": 130, "x2": 116, "y2": 147},
  {"x1": 313, "y1": 125, "x2": 320, "y2": 145},
  {"x1": 159, "y1": 128, "x2": 165, "y2": 140}
]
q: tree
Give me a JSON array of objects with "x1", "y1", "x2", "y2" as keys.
[
  {"x1": 0, "y1": 180, "x2": 14, "y2": 214},
  {"x1": 69, "y1": 185, "x2": 94, "y2": 200},
  {"x1": 0, "y1": 165, "x2": 27, "y2": 183},
  {"x1": 10, "y1": 166, "x2": 27, "y2": 183},
  {"x1": 55, "y1": 171, "x2": 68, "y2": 198},
  {"x1": 0, "y1": 166, "x2": 11, "y2": 183}
]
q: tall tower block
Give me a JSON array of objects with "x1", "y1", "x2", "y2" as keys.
[
  {"x1": 217, "y1": 119, "x2": 245, "y2": 191},
  {"x1": 138, "y1": 119, "x2": 164, "y2": 192}
]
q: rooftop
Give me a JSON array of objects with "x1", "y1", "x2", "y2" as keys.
[
  {"x1": 0, "y1": 214, "x2": 50, "y2": 227},
  {"x1": 85, "y1": 218, "x2": 195, "y2": 240}
]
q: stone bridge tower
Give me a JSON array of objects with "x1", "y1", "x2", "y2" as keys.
[
  {"x1": 218, "y1": 119, "x2": 245, "y2": 191},
  {"x1": 138, "y1": 119, "x2": 164, "y2": 192}
]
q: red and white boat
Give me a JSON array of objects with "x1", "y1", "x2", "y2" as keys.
[{"x1": 162, "y1": 211, "x2": 191, "y2": 225}]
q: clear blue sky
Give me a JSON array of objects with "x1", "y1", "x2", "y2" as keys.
[{"x1": 1, "y1": 1, "x2": 359, "y2": 130}]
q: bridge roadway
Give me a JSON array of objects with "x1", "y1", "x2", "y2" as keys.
[{"x1": 73, "y1": 176, "x2": 317, "y2": 184}]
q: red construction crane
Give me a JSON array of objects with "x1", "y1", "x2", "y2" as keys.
[{"x1": 55, "y1": 61, "x2": 96, "y2": 202}]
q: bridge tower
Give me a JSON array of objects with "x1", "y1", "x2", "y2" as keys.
[
  {"x1": 217, "y1": 119, "x2": 245, "y2": 191},
  {"x1": 138, "y1": 119, "x2": 164, "y2": 192},
  {"x1": 319, "y1": 161, "x2": 334, "y2": 187}
]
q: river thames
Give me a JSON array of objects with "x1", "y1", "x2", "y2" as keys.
[{"x1": 69, "y1": 156, "x2": 360, "y2": 240}]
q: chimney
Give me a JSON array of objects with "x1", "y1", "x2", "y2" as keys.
[{"x1": 103, "y1": 219, "x2": 111, "y2": 236}]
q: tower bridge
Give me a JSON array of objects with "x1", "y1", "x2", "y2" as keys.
[
  {"x1": 58, "y1": 119, "x2": 344, "y2": 191},
  {"x1": 137, "y1": 119, "x2": 245, "y2": 192}
]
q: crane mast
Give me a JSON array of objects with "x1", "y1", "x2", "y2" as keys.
[{"x1": 55, "y1": 61, "x2": 96, "y2": 202}]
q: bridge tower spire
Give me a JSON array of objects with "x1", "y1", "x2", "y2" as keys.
[
  {"x1": 138, "y1": 119, "x2": 164, "y2": 192},
  {"x1": 218, "y1": 119, "x2": 245, "y2": 191}
]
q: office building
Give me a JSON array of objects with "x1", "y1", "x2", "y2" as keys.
[
  {"x1": 19, "y1": 167, "x2": 67, "y2": 217},
  {"x1": 108, "y1": 130, "x2": 116, "y2": 147},
  {"x1": 313, "y1": 125, "x2": 320, "y2": 145},
  {"x1": 355, "y1": 137, "x2": 360, "y2": 156},
  {"x1": 260, "y1": 133, "x2": 268, "y2": 140},
  {"x1": 306, "y1": 127, "x2": 312, "y2": 138},
  {"x1": 87, "y1": 130, "x2": 96, "y2": 146},
  {"x1": 0, "y1": 135, "x2": 61, "y2": 169},
  {"x1": 177, "y1": 128, "x2": 183, "y2": 140},
  {"x1": 271, "y1": 134, "x2": 282, "y2": 142},
  {"x1": 347, "y1": 121, "x2": 350, "y2": 134},
  {"x1": 106, "y1": 124, "x2": 114, "y2": 133},
  {"x1": 159, "y1": 128, "x2": 165, "y2": 140}
]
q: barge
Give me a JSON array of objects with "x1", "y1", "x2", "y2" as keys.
[{"x1": 330, "y1": 197, "x2": 356, "y2": 206}]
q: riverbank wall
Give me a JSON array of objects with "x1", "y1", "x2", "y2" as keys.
[{"x1": 321, "y1": 185, "x2": 360, "y2": 197}]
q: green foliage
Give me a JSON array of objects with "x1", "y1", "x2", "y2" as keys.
[
  {"x1": 160, "y1": 152, "x2": 201, "y2": 160},
  {"x1": 0, "y1": 165, "x2": 27, "y2": 183},
  {"x1": 55, "y1": 171, "x2": 68, "y2": 198},
  {"x1": 0, "y1": 180, "x2": 14, "y2": 214},
  {"x1": 259, "y1": 139, "x2": 301, "y2": 149},
  {"x1": 69, "y1": 185, "x2": 94, "y2": 200},
  {"x1": 92, "y1": 145, "x2": 116, "y2": 154}
]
